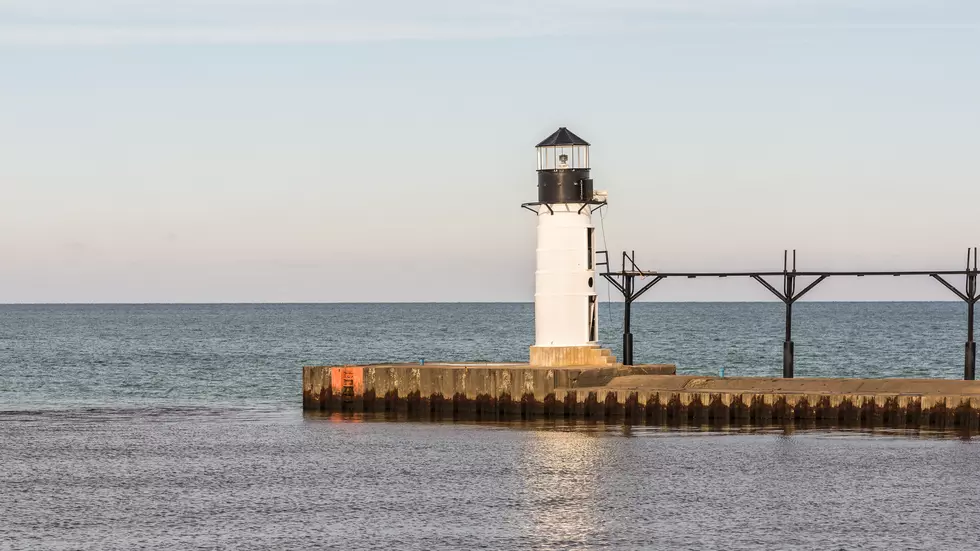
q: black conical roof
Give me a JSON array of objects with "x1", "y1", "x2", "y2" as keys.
[{"x1": 536, "y1": 127, "x2": 590, "y2": 147}]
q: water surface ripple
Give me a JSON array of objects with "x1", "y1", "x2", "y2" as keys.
[
  {"x1": 1, "y1": 304, "x2": 977, "y2": 549},
  {"x1": 0, "y1": 303, "x2": 968, "y2": 409}
]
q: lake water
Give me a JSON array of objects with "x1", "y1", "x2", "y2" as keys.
[{"x1": 1, "y1": 303, "x2": 978, "y2": 549}]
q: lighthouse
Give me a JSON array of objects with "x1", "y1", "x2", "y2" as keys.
[{"x1": 524, "y1": 128, "x2": 615, "y2": 367}]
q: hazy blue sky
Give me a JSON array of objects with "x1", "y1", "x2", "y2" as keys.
[{"x1": 2, "y1": 1, "x2": 979, "y2": 302}]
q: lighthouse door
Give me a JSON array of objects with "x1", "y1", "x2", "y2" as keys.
[
  {"x1": 587, "y1": 228, "x2": 594, "y2": 268},
  {"x1": 588, "y1": 295, "x2": 597, "y2": 342}
]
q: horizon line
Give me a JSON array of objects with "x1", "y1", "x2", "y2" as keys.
[{"x1": 0, "y1": 300, "x2": 968, "y2": 306}]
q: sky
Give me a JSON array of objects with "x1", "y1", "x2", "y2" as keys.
[{"x1": 1, "y1": 0, "x2": 979, "y2": 303}]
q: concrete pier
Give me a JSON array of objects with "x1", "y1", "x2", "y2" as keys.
[{"x1": 303, "y1": 364, "x2": 980, "y2": 428}]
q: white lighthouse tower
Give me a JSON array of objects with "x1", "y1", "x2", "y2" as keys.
[{"x1": 525, "y1": 128, "x2": 615, "y2": 367}]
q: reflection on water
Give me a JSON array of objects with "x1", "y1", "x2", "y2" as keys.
[
  {"x1": 304, "y1": 410, "x2": 979, "y2": 440},
  {"x1": 520, "y1": 430, "x2": 603, "y2": 547}
]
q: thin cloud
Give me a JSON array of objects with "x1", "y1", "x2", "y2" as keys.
[{"x1": 0, "y1": 0, "x2": 974, "y2": 45}]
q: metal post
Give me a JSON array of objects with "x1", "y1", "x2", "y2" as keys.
[
  {"x1": 783, "y1": 301, "x2": 794, "y2": 379},
  {"x1": 966, "y1": 301, "x2": 975, "y2": 381},
  {"x1": 967, "y1": 260, "x2": 977, "y2": 380},
  {"x1": 964, "y1": 249, "x2": 977, "y2": 381},
  {"x1": 623, "y1": 276, "x2": 633, "y2": 366},
  {"x1": 783, "y1": 260, "x2": 796, "y2": 379}
]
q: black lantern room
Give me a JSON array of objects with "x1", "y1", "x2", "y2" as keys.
[{"x1": 535, "y1": 127, "x2": 594, "y2": 203}]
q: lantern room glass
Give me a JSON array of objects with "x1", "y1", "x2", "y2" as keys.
[{"x1": 536, "y1": 145, "x2": 589, "y2": 170}]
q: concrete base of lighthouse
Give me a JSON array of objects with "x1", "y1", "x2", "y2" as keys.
[{"x1": 529, "y1": 345, "x2": 618, "y2": 367}]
